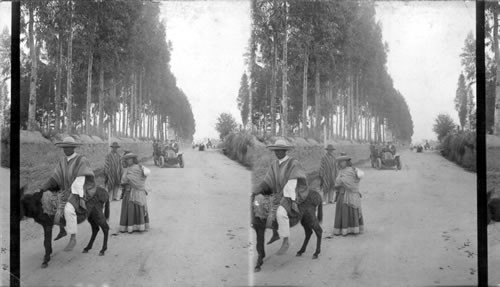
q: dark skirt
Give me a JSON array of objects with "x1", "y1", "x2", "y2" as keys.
[
  {"x1": 333, "y1": 192, "x2": 364, "y2": 235},
  {"x1": 119, "y1": 190, "x2": 149, "y2": 233}
]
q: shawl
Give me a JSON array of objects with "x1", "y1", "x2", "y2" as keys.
[
  {"x1": 335, "y1": 166, "x2": 361, "y2": 209},
  {"x1": 319, "y1": 153, "x2": 337, "y2": 192},
  {"x1": 104, "y1": 151, "x2": 122, "y2": 189},
  {"x1": 121, "y1": 164, "x2": 148, "y2": 207},
  {"x1": 43, "y1": 154, "x2": 96, "y2": 204}
]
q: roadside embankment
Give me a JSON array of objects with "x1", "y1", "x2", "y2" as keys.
[
  {"x1": 222, "y1": 132, "x2": 373, "y2": 188},
  {"x1": 20, "y1": 131, "x2": 153, "y2": 191}
]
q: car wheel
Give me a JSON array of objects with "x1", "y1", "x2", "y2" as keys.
[
  {"x1": 179, "y1": 158, "x2": 184, "y2": 168},
  {"x1": 396, "y1": 158, "x2": 402, "y2": 170},
  {"x1": 376, "y1": 158, "x2": 382, "y2": 170},
  {"x1": 159, "y1": 156, "x2": 164, "y2": 168}
]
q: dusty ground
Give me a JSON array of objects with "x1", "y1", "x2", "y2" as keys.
[
  {"x1": 487, "y1": 135, "x2": 500, "y2": 286},
  {"x1": 0, "y1": 167, "x2": 9, "y2": 287},
  {"x1": 19, "y1": 147, "x2": 478, "y2": 286},
  {"x1": 20, "y1": 148, "x2": 252, "y2": 286},
  {"x1": 251, "y1": 149, "x2": 477, "y2": 286}
]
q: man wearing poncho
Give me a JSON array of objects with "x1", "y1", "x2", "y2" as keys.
[
  {"x1": 104, "y1": 142, "x2": 123, "y2": 201},
  {"x1": 331, "y1": 154, "x2": 364, "y2": 236},
  {"x1": 319, "y1": 144, "x2": 338, "y2": 204},
  {"x1": 39, "y1": 136, "x2": 96, "y2": 251},
  {"x1": 252, "y1": 139, "x2": 308, "y2": 255}
]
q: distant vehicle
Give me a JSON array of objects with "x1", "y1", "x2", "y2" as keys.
[
  {"x1": 416, "y1": 145, "x2": 423, "y2": 153},
  {"x1": 156, "y1": 145, "x2": 184, "y2": 168},
  {"x1": 370, "y1": 144, "x2": 401, "y2": 170},
  {"x1": 198, "y1": 143, "x2": 205, "y2": 151}
]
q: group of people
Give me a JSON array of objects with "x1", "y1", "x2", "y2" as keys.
[
  {"x1": 39, "y1": 137, "x2": 151, "y2": 252},
  {"x1": 253, "y1": 139, "x2": 364, "y2": 255}
]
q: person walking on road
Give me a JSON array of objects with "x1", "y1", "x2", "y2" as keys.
[
  {"x1": 104, "y1": 142, "x2": 123, "y2": 201},
  {"x1": 39, "y1": 136, "x2": 96, "y2": 251},
  {"x1": 119, "y1": 153, "x2": 151, "y2": 233},
  {"x1": 252, "y1": 139, "x2": 308, "y2": 255},
  {"x1": 330, "y1": 154, "x2": 364, "y2": 237},
  {"x1": 319, "y1": 144, "x2": 338, "y2": 205}
]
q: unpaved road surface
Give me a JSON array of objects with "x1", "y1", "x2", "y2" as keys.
[
  {"x1": 19, "y1": 148, "x2": 478, "y2": 286},
  {"x1": 20, "y1": 148, "x2": 252, "y2": 286},
  {"x1": 251, "y1": 149, "x2": 477, "y2": 287},
  {"x1": 0, "y1": 167, "x2": 10, "y2": 286}
]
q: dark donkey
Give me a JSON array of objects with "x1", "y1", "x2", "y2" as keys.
[
  {"x1": 20, "y1": 186, "x2": 110, "y2": 268},
  {"x1": 251, "y1": 184, "x2": 323, "y2": 272}
]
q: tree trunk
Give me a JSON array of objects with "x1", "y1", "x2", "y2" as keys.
[
  {"x1": 28, "y1": 2, "x2": 38, "y2": 131},
  {"x1": 281, "y1": 0, "x2": 288, "y2": 137},
  {"x1": 139, "y1": 70, "x2": 143, "y2": 138},
  {"x1": 98, "y1": 56, "x2": 104, "y2": 134},
  {"x1": 65, "y1": 0, "x2": 73, "y2": 134},
  {"x1": 494, "y1": 5, "x2": 500, "y2": 135},
  {"x1": 314, "y1": 62, "x2": 320, "y2": 138},
  {"x1": 85, "y1": 44, "x2": 94, "y2": 134},
  {"x1": 302, "y1": 45, "x2": 309, "y2": 138},
  {"x1": 271, "y1": 36, "x2": 277, "y2": 136},
  {"x1": 55, "y1": 32, "x2": 63, "y2": 132}
]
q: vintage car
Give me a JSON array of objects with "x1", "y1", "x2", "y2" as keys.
[
  {"x1": 198, "y1": 143, "x2": 205, "y2": 151},
  {"x1": 156, "y1": 146, "x2": 184, "y2": 168},
  {"x1": 370, "y1": 145, "x2": 401, "y2": 170}
]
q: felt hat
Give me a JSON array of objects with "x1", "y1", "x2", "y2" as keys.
[
  {"x1": 266, "y1": 139, "x2": 293, "y2": 150},
  {"x1": 110, "y1": 142, "x2": 120, "y2": 148},
  {"x1": 55, "y1": 136, "x2": 82, "y2": 148},
  {"x1": 325, "y1": 144, "x2": 336, "y2": 150},
  {"x1": 336, "y1": 154, "x2": 351, "y2": 162},
  {"x1": 122, "y1": 153, "x2": 138, "y2": 160}
]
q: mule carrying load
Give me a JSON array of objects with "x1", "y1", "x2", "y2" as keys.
[{"x1": 20, "y1": 186, "x2": 110, "y2": 268}]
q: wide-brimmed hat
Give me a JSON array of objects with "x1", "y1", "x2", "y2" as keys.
[
  {"x1": 266, "y1": 139, "x2": 293, "y2": 150},
  {"x1": 122, "y1": 153, "x2": 138, "y2": 160},
  {"x1": 336, "y1": 155, "x2": 351, "y2": 162},
  {"x1": 325, "y1": 144, "x2": 336, "y2": 151},
  {"x1": 110, "y1": 142, "x2": 120, "y2": 148},
  {"x1": 55, "y1": 136, "x2": 82, "y2": 148}
]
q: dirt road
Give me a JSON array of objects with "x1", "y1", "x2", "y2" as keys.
[
  {"x1": 251, "y1": 149, "x2": 477, "y2": 287},
  {"x1": 19, "y1": 147, "x2": 478, "y2": 286},
  {"x1": 0, "y1": 167, "x2": 10, "y2": 286},
  {"x1": 20, "y1": 148, "x2": 253, "y2": 286}
]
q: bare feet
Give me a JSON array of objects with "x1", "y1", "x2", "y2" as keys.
[
  {"x1": 277, "y1": 238, "x2": 289, "y2": 255},
  {"x1": 64, "y1": 235, "x2": 76, "y2": 251}
]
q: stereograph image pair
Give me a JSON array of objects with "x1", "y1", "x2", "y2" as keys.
[{"x1": 0, "y1": 0, "x2": 498, "y2": 286}]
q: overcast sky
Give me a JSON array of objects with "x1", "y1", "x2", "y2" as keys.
[
  {"x1": 0, "y1": 3, "x2": 9, "y2": 31},
  {"x1": 375, "y1": 1, "x2": 475, "y2": 143},
  {"x1": 160, "y1": 1, "x2": 250, "y2": 141}
]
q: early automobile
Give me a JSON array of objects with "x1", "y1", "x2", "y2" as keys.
[
  {"x1": 370, "y1": 144, "x2": 401, "y2": 170},
  {"x1": 156, "y1": 145, "x2": 184, "y2": 168}
]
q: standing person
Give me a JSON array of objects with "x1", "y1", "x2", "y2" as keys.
[
  {"x1": 319, "y1": 144, "x2": 338, "y2": 205},
  {"x1": 104, "y1": 142, "x2": 123, "y2": 201},
  {"x1": 39, "y1": 136, "x2": 96, "y2": 251},
  {"x1": 119, "y1": 153, "x2": 151, "y2": 233},
  {"x1": 252, "y1": 139, "x2": 308, "y2": 255},
  {"x1": 330, "y1": 154, "x2": 364, "y2": 236}
]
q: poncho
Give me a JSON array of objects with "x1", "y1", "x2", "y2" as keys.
[
  {"x1": 260, "y1": 157, "x2": 308, "y2": 226},
  {"x1": 319, "y1": 153, "x2": 337, "y2": 192},
  {"x1": 104, "y1": 151, "x2": 123, "y2": 190}
]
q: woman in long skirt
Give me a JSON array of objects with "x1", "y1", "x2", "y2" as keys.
[
  {"x1": 332, "y1": 154, "x2": 364, "y2": 236},
  {"x1": 119, "y1": 153, "x2": 150, "y2": 233}
]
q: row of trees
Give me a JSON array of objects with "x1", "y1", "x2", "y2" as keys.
[
  {"x1": 486, "y1": 2, "x2": 500, "y2": 135},
  {"x1": 237, "y1": 1, "x2": 413, "y2": 143},
  {"x1": 0, "y1": 27, "x2": 9, "y2": 129},
  {"x1": 454, "y1": 32, "x2": 476, "y2": 132},
  {"x1": 21, "y1": 0, "x2": 195, "y2": 141}
]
